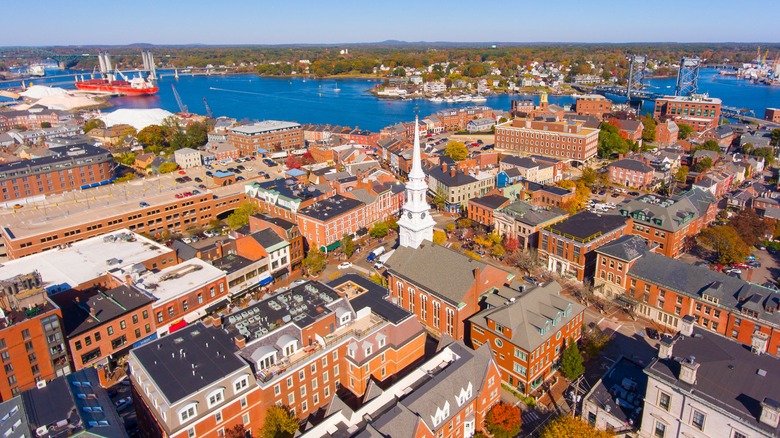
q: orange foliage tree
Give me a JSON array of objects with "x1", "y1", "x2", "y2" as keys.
[
  {"x1": 485, "y1": 402, "x2": 522, "y2": 438},
  {"x1": 539, "y1": 415, "x2": 613, "y2": 438}
]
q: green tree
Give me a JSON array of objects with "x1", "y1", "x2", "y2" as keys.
[
  {"x1": 369, "y1": 222, "x2": 389, "y2": 238},
  {"x1": 677, "y1": 123, "x2": 694, "y2": 140},
  {"x1": 258, "y1": 405, "x2": 299, "y2": 438},
  {"x1": 751, "y1": 147, "x2": 776, "y2": 166},
  {"x1": 83, "y1": 118, "x2": 105, "y2": 133},
  {"x1": 433, "y1": 230, "x2": 447, "y2": 245},
  {"x1": 697, "y1": 140, "x2": 720, "y2": 152},
  {"x1": 560, "y1": 339, "x2": 585, "y2": 380},
  {"x1": 226, "y1": 202, "x2": 258, "y2": 230},
  {"x1": 699, "y1": 225, "x2": 750, "y2": 264},
  {"x1": 771, "y1": 129, "x2": 780, "y2": 147},
  {"x1": 742, "y1": 142, "x2": 754, "y2": 155},
  {"x1": 597, "y1": 122, "x2": 630, "y2": 158},
  {"x1": 432, "y1": 188, "x2": 448, "y2": 210},
  {"x1": 157, "y1": 162, "x2": 179, "y2": 174},
  {"x1": 341, "y1": 234, "x2": 356, "y2": 258},
  {"x1": 40, "y1": 121, "x2": 51, "y2": 129},
  {"x1": 444, "y1": 141, "x2": 469, "y2": 161},
  {"x1": 485, "y1": 403, "x2": 522, "y2": 438},
  {"x1": 693, "y1": 157, "x2": 713, "y2": 173},
  {"x1": 185, "y1": 121, "x2": 209, "y2": 148},
  {"x1": 641, "y1": 115, "x2": 656, "y2": 142},
  {"x1": 114, "y1": 152, "x2": 136, "y2": 166},
  {"x1": 137, "y1": 124, "x2": 167, "y2": 149},
  {"x1": 675, "y1": 165, "x2": 689, "y2": 184},
  {"x1": 540, "y1": 415, "x2": 613, "y2": 438},
  {"x1": 302, "y1": 247, "x2": 328, "y2": 276}
]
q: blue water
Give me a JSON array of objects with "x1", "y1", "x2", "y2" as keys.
[{"x1": 4, "y1": 68, "x2": 779, "y2": 130}]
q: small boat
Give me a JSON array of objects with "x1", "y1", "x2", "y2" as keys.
[
  {"x1": 429, "y1": 97, "x2": 444, "y2": 103},
  {"x1": 471, "y1": 95, "x2": 487, "y2": 103}
]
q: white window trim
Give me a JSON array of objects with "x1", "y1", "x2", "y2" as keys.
[
  {"x1": 206, "y1": 387, "x2": 225, "y2": 409},
  {"x1": 233, "y1": 374, "x2": 250, "y2": 394},
  {"x1": 178, "y1": 402, "x2": 198, "y2": 425}
]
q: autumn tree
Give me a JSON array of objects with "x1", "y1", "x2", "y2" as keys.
[
  {"x1": 492, "y1": 244, "x2": 506, "y2": 258},
  {"x1": 83, "y1": 118, "x2": 105, "y2": 133},
  {"x1": 728, "y1": 208, "x2": 771, "y2": 247},
  {"x1": 539, "y1": 415, "x2": 612, "y2": 438},
  {"x1": 300, "y1": 151, "x2": 316, "y2": 165},
  {"x1": 444, "y1": 141, "x2": 469, "y2": 161},
  {"x1": 456, "y1": 217, "x2": 472, "y2": 228},
  {"x1": 699, "y1": 225, "x2": 750, "y2": 264},
  {"x1": 433, "y1": 230, "x2": 447, "y2": 245},
  {"x1": 137, "y1": 124, "x2": 167, "y2": 150},
  {"x1": 674, "y1": 165, "x2": 689, "y2": 184},
  {"x1": 341, "y1": 234, "x2": 356, "y2": 257},
  {"x1": 302, "y1": 247, "x2": 328, "y2": 276},
  {"x1": 677, "y1": 123, "x2": 694, "y2": 140},
  {"x1": 503, "y1": 236, "x2": 520, "y2": 253},
  {"x1": 157, "y1": 162, "x2": 179, "y2": 174},
  {"x1": 226, "y1": 201, "x2": 258, "y2": 230},
  {"x1": 385, "y1": 215, "x2": 399, "y2": 230},
  {"x1": 432, "y1": 188, "x2": 448, "y2": 210},
  {"x1": 258, "y1": 405, "x2": 299, "y2": 438},
  {"x1": 485, "y1": 402, "x2": 522, "y2": 438},
  {"x1": 560, "y1": 339, "x2": 585, "y2": 380},
  {"x1": 224, "y1": 424, "x2": 246, "y2": 438},
  {"x1": 370, "y1": 222, "x2": 389, "y2": 238},
  {"x1": 285, "y1": 154, "x2": 302, "y2": 169}
]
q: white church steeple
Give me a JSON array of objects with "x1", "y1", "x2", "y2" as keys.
[{"x1": 397, "y1": 116, "x2": 435, "y2": 248}]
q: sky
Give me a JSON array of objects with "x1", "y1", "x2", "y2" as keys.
[{"x1": 4, "y1": 0, "x2": 780, "y2": 46}]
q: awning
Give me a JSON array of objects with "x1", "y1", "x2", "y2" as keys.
[
  {"x1": 320, "y1": 241, "x2": 341, "y2": 252},
  {"x1": 205, "y1": 298, "x2": 229, "y2": 314},
  {"x1": 169, "y1": 319, "x2": 187, "y2": 333},
  {"x1": 258, "y1": 273, "x2": 273, "y2": 286},
  {"x1": 272, "y1": 267, "x2": 289, "y2": 279}
]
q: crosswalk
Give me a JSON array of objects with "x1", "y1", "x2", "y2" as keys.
[{"x1": 521, "y1": 411, "x2": 542, "y2": 423}]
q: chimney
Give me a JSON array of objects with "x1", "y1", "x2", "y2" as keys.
[
  {"x1": 125, "y1": 275, "x2": 133, "y2": 286},
  {"x1": 441, "y1": 163, "x2": 448, "y2": 173},
  {"x1": 752, "y1": 331, "x2": 769, "y2": 355},
  {"x1": 679, "y1": 356, "x2": 700, "y2": 385},
  {"x1": 234, "y1": 335, "x2": 246, "y2": 349},
  {"x1": 680, "y1": 315, "x2": 695, "y2": 337},
  {"x1": 450, "y1": 167, "x2": 456, "y2": 178},
  {"x1": 658, "y1": 336, "x2": 674, "y2": 359},
  {"x1": 760, "y1": 398, "x2": 780, "y2": 428}
]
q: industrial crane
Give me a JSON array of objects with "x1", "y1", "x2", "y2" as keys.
[
  {"x1": 203, "y1": 98, "x2": 214, "y2": 119},
  {"x1": 171, "y1": 84, "x2": 190, "y2": 117}
]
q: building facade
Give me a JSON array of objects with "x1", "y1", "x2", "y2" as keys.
[
  {"x1": 575, "y1": 95, "x2": 612, "y2": 119},
  {"x1": 228, "y1": 121, "x2": 304, "y2": 157},
  {"x1": 495, "y1": 118, "x2": 599, "y2": 163},
  {"x1": 653, "y1": 95, "x2": 722, "y2": 133},
  {"x1": 608, "y1": 159, "x2": 654, "y2": 188}
]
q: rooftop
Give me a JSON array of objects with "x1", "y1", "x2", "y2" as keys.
[
  {"x1": 329, "y1": 274, "x2": 411, "y2": 325},
  {"x1": 246, "y1": 178, "x2": 324, "y2": 204},
  {"x1": 497, "y1": 200, "x2": 568, "y2": 227},
  {"x1": 618, "y1": 193, "x2": 707, "y2": 232},
  {"x1": 131, "y1": 323, "x2": 247, "y2": 404},
  {"x1": 0, "y1": 395, "x2": 27, "y2": 438},
  {"x1": 647, "y1": 328, "x2": 780, "y2": 436},
  {"x1": 426, "y1": 165, "x2": 478, "y2": 188},
  {"x1": 610, "y1": 158, "x2": 653, "y2": 173},
  {"x1": 131, "y1": 258, "x2": 225, "y2": 306},
  {"x1": 298, "y1": 194, "x2": 364, "y2": 222},
  {"x1": 544, "y1": 211, "x2": 629, "y2": 243},
  {"x1": 51, "y1": 285, "x2": 154, "y2": 337},
  {"x1": 469, "y1": 194, "x2": 510, "y2": 210},
  {"x1": 657, "y1": 94, "x2": 722, "y2": 104},
  {"x1": 0, "y1": 144, "x2": 111, "y2": 179},
  {"x1": 0, "y1": 230, "x2": 171, "y2": 294},
  {"x1": 584, "y1": 357, "x2": 647, "y2": 429},
  {"x1": 212, "y1": 254, "x2": 258, "y2": 275},
  {"x1": 249, "y1": 228, "x2": 287, "y2": 251},
  {"x1": 229, "y1": 121, "x2": 301, "y2": 135},
  {"x1": 595, "y1": 235, "x2": 653, "y2": 262}
]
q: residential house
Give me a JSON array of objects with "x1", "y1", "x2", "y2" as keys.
[
  {"x1": 173, "y1": 147, "x2": 201, "y2": 169},
  {"x1": 500, "y1": 155, "x2": 555, "y2": 185},
  {"x1": 467, "y1": 194, "x2": 510, "y2": 229},
  {"x1": 609, "y1": 159, "x2": 654, "y2": 188}
]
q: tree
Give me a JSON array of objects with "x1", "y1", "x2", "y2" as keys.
[
  {"x1": 539, "y1": 415, "x2": 613, "y2": 438},
  {"x1": 456, "y1": 217, "x2": 472, "y2": 228},
  {"x1": 771, "y1": 128, "x2": 780, "y2": 147},
  {"x1": 83, "y1": 118, "x2": 105, "y2": 133},
  {"x1": 492, "y1": 244, "x2": 506, "y2": 258},
  {"x1": 158, "y1": 162, "x2": 179, "y2": 174},
  {"x1": 579, "y1": 167, "x2": 598, "y2": 189},
  {"x1": 302, "y1": 247, "x2": 328, "y2": 276},
  {"x1": 224, "y1": 424, "x2": 246, "y2": 438},
  {"x1": 300, "y1": 151, "x2": 316, "y2": 165},
  {"x1": 485, "y1": 403, "x2": 522, "y2": 438},
  {"x1": 503, "y1": 236, "x2": 520, "y2": 253},
  {"x1": 114, "y1": 152, "x2": 136, "y2": 166},
  {"x1": 341, "y1": 234, "x2": 355, "y2": 258},
  {"x1": 40, "y1": 121, "x2": 51, "y2": 129},
  {"x1": 488, "y1": 232, "x2": 502, "y2": 245},
  {"x1": 693, "y1": 157, "x2": 713, "y2": 172},
  {"x1": 444, "y1": 141, "x2": 469, "y2": 161},
  {"x1": 433, "y1": 230, "x2": 447, "y2": 245},
  {"x1": 285, "y1": 154, "x2": 302, "y2": 169},
  {"x1": 137, "y1": 125, "x2": 167, "y2": 149},
  {"x1": 226, "y1": 202, "x2": 258, "y2": 230},
  {"x1": 432, "y1": 188, "x2": 448, "y2": 210},
  {"x1": 641, "y1": 115, "x2": 656, "y2": 142},
  {"x1": 742, "y1": 142, "x2": 754, "y2": 155},
  {"x1": 674, "y1": 165, "x2": 689, "y2": 184},
  {"x1": 728, "y1": 208, "x2": 772, "y2": 247},
  {"x1": 677, "y1": 123, "x2": 694, "y2": 140},
  {"x1": 258, "y1": 405, "x2": 299, "y2": 438},
  {"x1": 370, "y1": 222, "x2": 389, "y2": 238},
  {"x1": 185, "y1": 121, "x2": 209, "y2": 148},
  {"x1": 509, "y1": 249, "x2": 539, "y2": 274},
  {"x1": 699, "y1": 225, "x2": 750, "y2": 264},
  {"x1": 697, "y1": 140, "x2": 720, "y2": 152},
  {"x1": 369, "y1": 273, "x2": 387, "y2": 287},
  {"x1": 560, "y1": 339, "x2": 585, "y2": 380},
  {"x1": 445, "y1": 223, "x2": 456, "y2": 233},
  {"x1": 597, "y1": 122, "x2": 630, "y2": 158},
  {"x1": 751, "y1": 146, "x2": 776, "y2": 166}
]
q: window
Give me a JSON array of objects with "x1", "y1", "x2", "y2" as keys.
[
  {"x1": 215, "y1": 411, "x2": 222, "y2": 423},
  {"x1": 179, "y1": 403, "x2": 197, "y2": 424},
  {"x1": 494, "y1": 338, "x2": 503, "y2": 348},
  {"x1": 287, "y1": 393, "x2": 295, "y2": 405},
  {"x1": 187, "y1": 428, "x2": 196, "y2": 438},
  {"x1": 242, "y1": 413, "x2": 250, "y2": 425},
  {"x1": 733, "y1": 431, "x2": 748, "y2": 438},
  {"x1": 207, "y1": 388, "x2": 225, "y2": 408},
  {"x1": 312, "y1": 378, "x2": 318, "y2": 390},
  {"x1": 287, "y1": 376, "x2": 293, "y2": 388},
  {"x1": 107, "y1": 326, "x2": 114, "y2": 336},
  {"x1": 274, "y1": 384, "x2": 281, "y2": 396},
  {"x1": 75, "y1": 340, "x2": 82, "y2": 351},
  {"x1": 692, "y1": 410, "x2": 705, "y2": 430},
  {"x1": 233, "y1": 375, "x2": 249, "y2": 393},
  {"x1": 94, "y1": 332, "x2": 101, "y2": 341},
  {"x1": 514, "y1": 363, "x2": 527, "y2": 376},
  {"x1": 120, "y1": 320, "x2": 126, "y2": 330},
  {"x1": 240, "y1": 397, "x2": 247, "y2": 408},
  {"x1": 658, "y1": 392, "x2": 671, "y2": 411},
  {"x1": 21, "y1": 329, "x2": 30, "y2": 340},
  {"x1": 654, "y1": 421, "x2": 666, "y2": 438}
]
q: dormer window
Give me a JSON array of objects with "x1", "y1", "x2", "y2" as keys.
[
  {"x1": 233, "y1": 375, "x2": 249, "y2": 393},
  {"x1": 178, "y1": 402, "x2": 198, "y2": 425},
  {"x1": 206, "y1": 388, "x2": 225, "y2": 409}
]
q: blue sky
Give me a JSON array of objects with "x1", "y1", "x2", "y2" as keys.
[{"x1": 5, "y1": 0, "x2": 779, "y2": 46}]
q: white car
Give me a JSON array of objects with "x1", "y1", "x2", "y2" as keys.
[
  {"x1": 373, "y1": 261, "x2": 385, "y2": 269},
  {"x1": 115, "y1": 397, "x2": 133, "y2": 411},
  {"x1": 337, "y1": 262, "x2": 352, "y2": 270},
  {"x1": 726, "y1": 268, "x2": 742, "y2": 275}
]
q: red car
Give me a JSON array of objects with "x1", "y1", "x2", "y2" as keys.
[
  {"x1": 175, "y1": 193, "x2": 183, "y2": 199},
  {"x1": 178, "y1": 170, "x2": 186, "y2": 175},
  {"x1": 732, "y1": 263, "x2": 751, "y2": 270}
]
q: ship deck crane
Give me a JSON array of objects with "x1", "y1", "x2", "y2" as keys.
[
  {"x1": 171, "y1": 84, "x2": 190, "y2": 116},
  {"x1": 203, "y1": 98, "x2": 214, "y2": 118}
]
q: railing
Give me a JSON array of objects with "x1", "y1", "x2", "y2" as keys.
[{"x1": 324, "y1": 317, "x2": 385, "y2": 346}]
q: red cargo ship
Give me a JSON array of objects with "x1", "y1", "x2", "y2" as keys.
[{"x1": 75, "y1": 76, "x2": 158, "y2": 95}]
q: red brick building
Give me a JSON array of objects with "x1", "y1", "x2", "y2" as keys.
[
  {"x1": 228, "y1": 121, "x2": 304, "y2": 157},
  {"x1": 385, "y1": 243, "x2": 512, "y2": 340},
  {"x1": 468, "y1": 193, "x2": 510, "y2": 228},
  {"x1": 0, "y1": 108, "x2": 68, "y2": 131},
  {"x1": 656, "y1": 119, "x2": 680, "y2": 145},
  {"x1": 575, "y1": 95, "x2": 612, "y2": 119},
  {"x1": 0, "y1": 144, "x2": 114, "y2": 203},
  {"x1": 495, "y1": 118, "x2": 599, "y2": 164},
  {"x1": 593, "y1": 235, "x2": 655, "y2": 300},
  {"x1": 608, "y1": 158, "x2": 654, "y2": 188},
  {"x1": 653, "y1": 95, "x2": 722, "y2": 133},
  {"x1": 765, "y1": 108, "x2": 780, "y2": 123},
  {"x1": 538, "y1": 212, "x2": 632, "y2": 281},
  {"x1": 469, "y1": 281, "x2": 585, "y2": 395},
  {"x1": 249, "y1": 214, "x2": 304, "y2": 271},
  {"x1": 434, "y1": 106, "x2": 495, "y2": 131}
]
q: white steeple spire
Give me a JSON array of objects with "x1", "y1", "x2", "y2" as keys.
[
  {"x1": 397, "y1": 115, "x2": 435, "y2": 249},
  {"x1": 409, "y1": 116, "x2": 425, "y2": 180}
]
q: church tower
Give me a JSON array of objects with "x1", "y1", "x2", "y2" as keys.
[{"x1": 397, "y1": 116, "x2": 435, "y2": 248}]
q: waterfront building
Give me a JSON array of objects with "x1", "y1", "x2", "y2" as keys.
[
  {"x1": 640, "y1": 323, "x2": 780, "y2": 438},
  {"x1": 494, "y1": 118, "x2": 599, "y2": 164},
  {"x1": 653, "y1": 94, "x2": 722, "y2": 133},
  {"x1": 0, "y1": 108, "x2": 70, "y2": 132},
  {"x1": 130, "y1": 276, "x2": 426, "y2": 438},
  {"x1": 765, "y1": 108, "x2": 780, "y2": 123},
  {"x1": 0, "y1": 144, "x2": 114, "y2": 203},
  {"x1": 434, "y1": 106, "x2": 495, "y2": 131},
  {"x1": 469, "y1": 281, "x2": 585, "y2": 395},
  {"x1": 300, "y1": 341, "x2": 502, "y2": 438},
  {"x1": 228, "y1": 121, "x2": 303, "y2": 157},
  {"x1": 538, "y1": 211, "x2": 632, "y2": 281}
]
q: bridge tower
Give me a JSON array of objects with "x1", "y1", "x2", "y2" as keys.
[
  {"x1": 626, "y1": 55, "x2": 647, "y2": 107},
  {"x1": 675, "y1": 57, "x2": 701, "y2": 96}
]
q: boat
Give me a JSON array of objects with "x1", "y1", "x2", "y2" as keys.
[
  {"x1": 28, "y1": 65, "x2": 45, "y2": 77},
  {"x1": 471, "y1": 95, "x2": 487, "y2": 103},
  {"x1": 75, "y1": 75, "x2": 158, "y2": 95},
  {"x1": 429, "y1": 97, "x2": 444, "y2": 103}
]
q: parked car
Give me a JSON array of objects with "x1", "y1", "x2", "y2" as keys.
[
  {"x1": 337, "y1": 262, "x2": 352, "y2": 270},
  {"x1": 522, "y1": 275, "x2": 541, "y2": 285},
  {"x1": 115, "y1": 397, "x2": 133, "y2": 411},
  {"x1": 373, "y1": 261, "x2": 385, "y2": 270},
  {"x1": 725, "y1": 268, "x2": 742, "y2": 275},
  {"x1": 194, "y1": 177, "x2": 202, "y2": 183},
  {"x1": 236, "y1": 176, "x2": 245, "y2": 181},
  {"x1": 747, "y1": 261, "x2": 762, "y2": 268},
  {"x1": 205, "y1": 171, "x2": 213, "y2": 176},
  {"x1": 645, "y1": 327, "x2": 660, "y2": 340},
  {"x1": 628, "y1": 191, "x2": 640, "y2": 196},
  {"x1": 598, "y1": 190, "x2": 606, "y2": 195},
  {"x1": 139, "y1": 202, "x2": 149, "y2": 207},
  {"x1": 198, "y1": 184, "x2": 207, "y2": 190},
  {"x1": 732, "y1": 263, "x2": 750, "y2": 270},
  {"x1": 611, "y1": 193, "x2": 620, "y2": 198}
]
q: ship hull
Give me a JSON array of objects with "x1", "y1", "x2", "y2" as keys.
[{"x1": 75, "y1": 80, "x2": 158, "y2": 95}]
